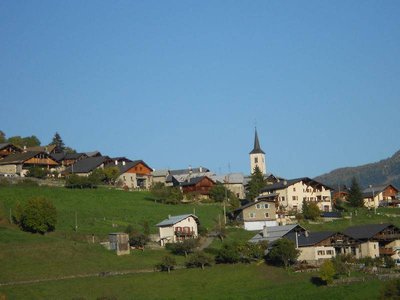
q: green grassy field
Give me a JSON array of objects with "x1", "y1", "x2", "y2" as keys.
[{"x1": 0, "y1": 264, "x2": 383, "y2": 300}]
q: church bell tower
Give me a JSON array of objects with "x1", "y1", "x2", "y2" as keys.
[{"x1": 249, "y1": 128, "x2": 266, "y2": 175}]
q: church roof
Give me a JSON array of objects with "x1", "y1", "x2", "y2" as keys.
[{"x1": 249, "y1": 128, "x2": 265, "y2": 154}]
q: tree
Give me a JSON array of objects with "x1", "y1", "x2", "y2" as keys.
[
  {"x1": 7, "y1": 135, "x2": 40, "y2": 148},
  {"x1": 167, "y1": 239, "x2": 199, "y2": 257},
  {"x1": 246, "y1": 166, "x2": 266, "y2": 201},
  {"x1": 380, "y1": 279, "x2": 400, "y2": 299},
  {"x1": 302, "y1": 200, "x2": 320, "y2": 221},
  {"x1": 13, "y1": 197, "x2": 57, "y2": 234},
  {"x1": 150, "y1": 183, "x2": 183, "y2": 204},
  {"x1": 348, "y1": 177, "x2": 364, "y2": 207},
  {"x1": 26, "y1": 166, "x2": 48, "y2": 179},
  {"x1": 51, "y1": 132, "x2": 65, "y2": 153},
  {"x1": 319, "y1": 260, "x2": 335, "y2": 284},
  {"x1": 0, "y1": 130, "x2": 6, "y2": 143},
  {"x1": 186, "y1": 251, "x2": 213, "y2": 269},
  {"x1": 267, "y1": 238, "x2": 299, "y2": 268},
  {"x1": 155, "y1": 255, "x2": 176, "y2": 273},
  {"x1": 209, "y1": 183, "x2": 229, "y2": 202},
  {"x1": 103, "y1": 167, "x2": 120, "y2": 185}
]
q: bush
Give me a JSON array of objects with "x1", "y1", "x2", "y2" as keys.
[
  {"x1": 65, "y1": 174, "x2": 96, "y2": 189},
  {"x1": 302, "y1": 200, "x2": 320, "y2": 221},
  {"x1": 13, "y1": 197, "x2": 57, "y2": 234},
  {"x1": 150, "y1": 183, "x2": 183, "y2": 204},
  {"x1": 186, "y1": 251, "x2": 213, "y2": 269},
  {"x1": 384, "y1": 256, "x2": 396, "y2": 269},
  {"x1": 319, "y1": 260, "x2": 335, "y2": 285},
  {"x1": 380, "y1": 279, "x2": 400, "y2": 299},
  {"x1": 26, "y1": 166, "x2": 48, "y2": 179},
  {"x1": 215, "y1": 242, "x2": 241, "y2": 264}
]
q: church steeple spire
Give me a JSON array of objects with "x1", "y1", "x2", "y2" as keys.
[
  {"x1": 250, "y1": 128, "x2": 265, "y2": 155},
  {"x1": 249, "y1": 128, "x2": 266, "y2": 175}
]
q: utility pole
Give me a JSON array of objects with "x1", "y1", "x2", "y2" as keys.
[
  {"x1": 9, "y1": 208, "x2": 12, "y2": 224},
  {"x1": 75, "y1": 211, "x2": 78, "y2": 232}
]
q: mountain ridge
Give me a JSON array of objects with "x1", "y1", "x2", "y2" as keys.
[{"x1": 315, "y1": 150, "x2": 400, "y2": 189}]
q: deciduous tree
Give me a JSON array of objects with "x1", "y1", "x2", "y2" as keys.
[{"x1": 267, "y1": 238, "x2": 299, "y2": 268}]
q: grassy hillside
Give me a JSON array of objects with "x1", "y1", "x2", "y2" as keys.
[
  {"x1": 0, "y1": 264, "x2": 383, "y2": 300},
  {"x1": 0, "y1": 186, "x2": 223, "y2": 236},
  {"x1": 315, "y1": 149, "x2": 400, "y2": 188}
]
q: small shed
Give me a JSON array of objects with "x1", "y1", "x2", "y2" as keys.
[{"x1": 109, "y1": 232, "x2": 130, "y2": 255}]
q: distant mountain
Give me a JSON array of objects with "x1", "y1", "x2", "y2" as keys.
[{"x1": 315, "y1": 150, "x2": 400, "y2": 189}]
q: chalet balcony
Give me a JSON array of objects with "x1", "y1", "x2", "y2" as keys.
[
  {"x1": 379, "y1": 248, "x2": 395, "y2": 256},
  {"x1": 175, "y1": 230, "x2": 195, "y2": 237},
  {"x1": 375, "y1": 233, "x2": 400, "y2": 241}
]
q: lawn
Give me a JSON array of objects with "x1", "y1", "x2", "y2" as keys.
[{"x1": 0, "y1": 264, "x2": 384, "y2": 300}]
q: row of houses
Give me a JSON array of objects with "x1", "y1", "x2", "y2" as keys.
[{"x1": 249, "y1": 223, "x2": 400, "y2": 264}]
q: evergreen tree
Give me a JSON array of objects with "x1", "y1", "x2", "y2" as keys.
[
  {"x1": 0, "y1": 130, "x2": 6, "y2": 143},
  {"x1": 51, "y1": 132, "x2": 65, "y2": 153},
  {"x1": 246, "y1": 166, "x2": 266, "y2": 201},
  {"x1": 348, "y1": 177, "x2": 364, "y2": 207}
]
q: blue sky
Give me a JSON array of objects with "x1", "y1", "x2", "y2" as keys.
[{"x1": 1, "y1": 1, "x2": 399, "y2": 178}]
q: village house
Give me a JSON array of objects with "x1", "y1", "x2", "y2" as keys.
[
  {"x1": 167, "y1": 166, "x2": 213, "y2": 187},
  {"x1": 51, "y1": 152, "x2": 88, "y2": 172},
  {"x1": 63, "y1": 156, "x2": 112, "y2": 176},
  {"x1": 25, "y1": 144, "x2": 57, "y2": 154},
  {"x1": 0, "y1": 151, "x2": 59, "y2": 176},
  {"x1": 362, "y1": 184, "x2": 399, "y2": 208},
  {"x1": 259, "y1": 177, "x2": 333, "y2": 213},
  {"x1": 229, "y1": 196, "x2": 278, "y2": 230},
  {"x1": 0, "y1": 143, "x2": 22, "y2": 160},
  {"x1": 156, "y1": 214, "x2": 199, "y2": 246},
  {"x1": 211, "y1": 173, "x2": 246, "y2": 199},
  {"x1": 249, "y1": 224, "x2": 306, "y2": 244},
  {"x1": 180, "y1": 176, "x2": 215, "y2": 197},
  {"x1": 106, "y1": 159, "x2": 153, "y2": 189},
  {"x1": 151, "y1": 169, "x2": 170, "y2": 185}
]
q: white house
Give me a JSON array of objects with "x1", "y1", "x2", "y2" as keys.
[
  {"x1": 259, "y1": 177, "x2": 333, "y2": 213},
  {"x1": 156, "y1": 214, "x2": 199, "y2": 246}
]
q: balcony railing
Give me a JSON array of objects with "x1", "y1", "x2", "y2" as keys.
[
  {"x1": 175, "y1": 231, "x2": 194, "y2": 237},
  {"x1": 379, "y1": 248, "x2": 395, "y2": 255}
]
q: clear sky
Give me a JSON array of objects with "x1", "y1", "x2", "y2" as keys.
[{"x1": 1, "y1": 1, "x2": 400, "y2": 178}]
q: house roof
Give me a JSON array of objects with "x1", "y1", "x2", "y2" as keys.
[
  {"x1": 260, "y1": 177, "x2": 332, "y2": 193},
  {"x1": 84, "y1": 151, "x2": 102, "y2": 157},
  {"x1": 65, "y1": 156, "x2": 110, "y2": 173},
  {"x1": 152, "y1": 169, "x2": 169, "y2": 177},
  {"x1": 169, "y1": 167, "x2": 210, "y2": 176},
  {"x1": 286, "y1": 231, "x2": 336, "y2": 247},
  {"x1": 156, "y1": 214, "x2": 199, "y2": 227},
  {"x1": 211, "y1": 173, "x2": 244, "y2": 184},
  {"x1": 51, "y1": 152, "x2": 87, "y2": 162},
  {"x1": 26, "y1": 145, "x2": 57, "y2": 153},
  {"x1": 249, "y1": 224, "x2": 305, "y2": 244},
  {"x1": 231, "y1": 197, "x2": 277, "y2": 214},
  {"x1": 362, "y1": 185, "x2": 399, "y2": 198},
  {"x1": 0, "y1": 143, "x2": 22, "y2": 151},
  {"x1": 105, "y1": 160, "x2": 152, "y2": 175},
  {"x1": 342, "y1": 223, "x2": 392, "y2": 240},
  {"x1": 180, "y1": 176, "x2": 214, "y2": 187},
  {"x1": 249, "y1": 128, "x2": 265, "y2": 155},
  {"x1": 0, "y1": 151, "x2": 45, "y2": 165}
]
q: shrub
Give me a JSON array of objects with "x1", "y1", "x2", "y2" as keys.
[
  {"x1": 26, "y1": 166, "x2": 48, "y2": 179},
  {"x1": 302, "y1": 200, "x2": 320, "y2": 221},
  {"x1": 13, "y1": 197, "x2": 57, "y2": 234},
  {"x1": 166, "y1": 239, "x2": 199, "y2": 257},
  {"x1": 215, "y1": 242, "x2": 241, "y2": 264},
  {"x1": 186, "y1": 251, "x2": 213, "y2": 269},
  {"x1": 380, "y1": 279, "x2": 400, "y2": 299},
  {"x1": 384, "y1": 256, "x2": 396, "y2": 269},
  {"x1": 319, "y1": 260, "x2": 335, "y2": 285}
]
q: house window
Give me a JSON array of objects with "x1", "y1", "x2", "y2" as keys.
[
  {"x1": 293, "y1": 205, "x2": 297, "y2": 211},
  {"x1": 326, "y1": 250, "x2": 334, "y2": 255},
  {"x1": 123, "y1": 176, "x2": 126, "y2": 181},
  {"x1": 256, "y1": 204, "x2": 261, "y2": 209},
  {"x1": 264, "y1": 204, "x2": 269, "y2": 209},
  {"x1": 317, "y1": 250, "x2": 325, "y2": 256},
  {"x1": 254, "y1": 157, "x2": 258, "y2": 163},
  {"x1": 281, "y1": 196, "x2": 285, "y2": 201},
  {"x1": 292, "y1": 196, "x2": 298, "y2": 201},
  {"x1": 265, "y1": 213, "x2": 269, "y2": 218},
  {"x1": 293, "y1": 187, "x2": 296, "y2": 192},
  {"x1": 249, "y1": 213, "x2": 256, "y2": 218}
]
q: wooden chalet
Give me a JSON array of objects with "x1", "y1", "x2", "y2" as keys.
[
  {"x1": 0, "y1": 143, "x2": 22, "y2": 160},
  {"x1": 0, "y1": 151, "x2": 59, "y2": 176},
  {"x1": 180, "y1": 176, "x2": 215, "y2": 196}
]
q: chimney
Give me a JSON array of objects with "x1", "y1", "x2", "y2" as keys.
[
  {"x1": 305, "y1": 231, "x2": 309, "y2": 238},
  {"x1": 188, "y1": 165, "x2": 192, "y2": 174},
  {"x1": 262, "y1": 225, "x2": 268, "y2": 238},
  {"x1": 122, "y1": 161, "x2": 126, "y2": 166},
  {"x1": 168, "y1": 214, "x2": 171, "y2": 219},
  {"x1": 199, "y1": 166, "x2": 203, "y2": 173},
  {"x1": 283, "y1": 180, "x2": 287, "y2": 186},
  {"x1": 115, "y1": 160, "x2": 118, "y2": 165}
]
